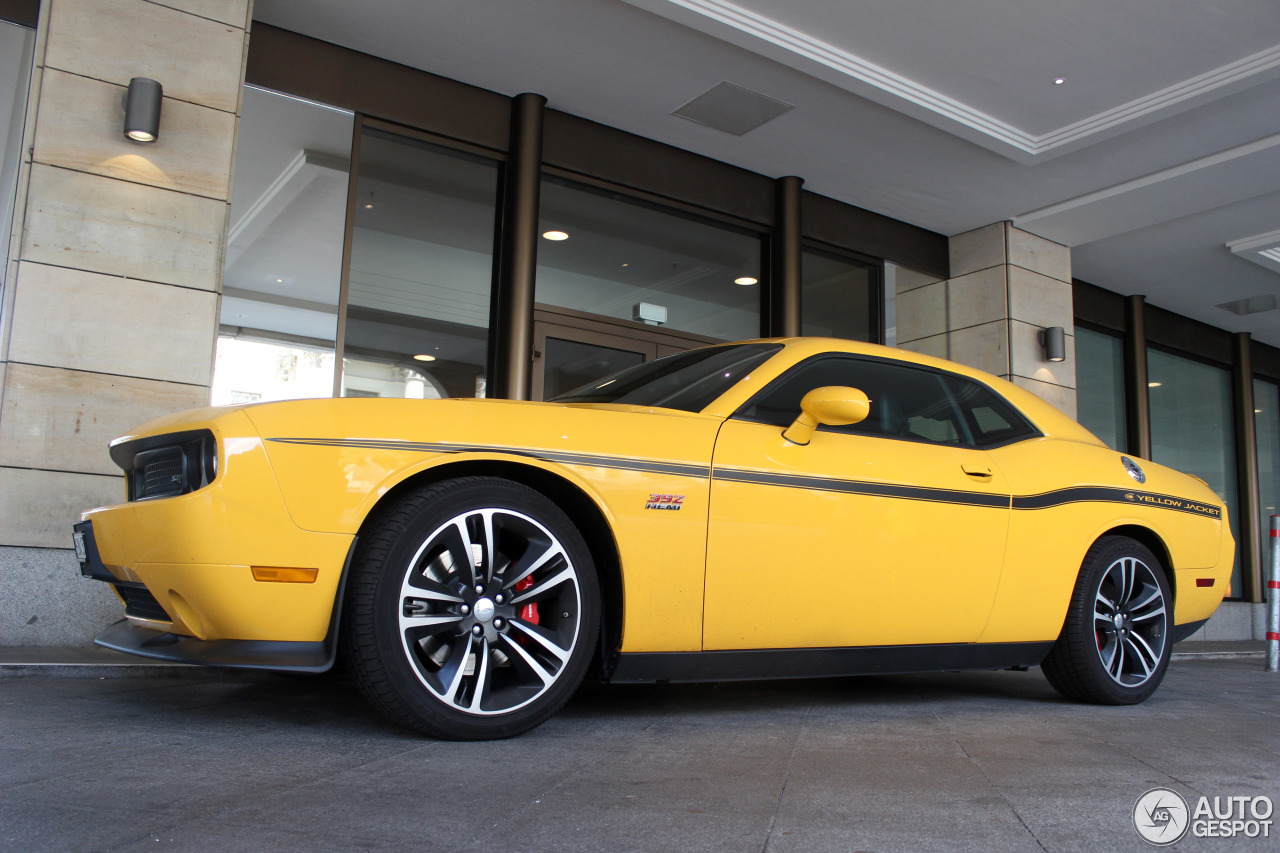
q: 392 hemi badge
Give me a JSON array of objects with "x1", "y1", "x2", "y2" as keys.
[{"x1": 646, "y1": 493, "x2": 684, "y2": 511}]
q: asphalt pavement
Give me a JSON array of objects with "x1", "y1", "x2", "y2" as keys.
[{"x1": 1, "y1": 653, "x2": 1277, "y2": 852}]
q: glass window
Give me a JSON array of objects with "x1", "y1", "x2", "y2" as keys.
[
  {"x1": 542, "y1": 337, "x2": 645, "y2": 401},
  {"x1": 1255, "y1": 378, "x2": 1280, "y2": 595},
  {"x1": 342, "y1": 129, "x2": 499, "y2": 398},
  {"x1": 739, "y1": 356, "x2": 972, "y2": 446},
  {"x1": 536, "y1": 177, "x2": 763, "y2": 341},
  {"x1": 801, "y1": 249, "x2": 878, "y2": 341},
  {"x1": 213, "y1": 87, "x2": 353, "y2": 404},
  {"x1": 552, "y1": 343, "x2": 780, "y2": 412},
  {"x1": 944, "y1": 375, "x2": 1040, "y2": 448},
  {"x1": 1148, "y1": 348, "x2": 1241, "y2": 597},
  {"x1": 1075, "y1": 326, "x2": 1127, "y2": 450},
  {"x1": 0, "y1": 21, "x2": 34, "y2": 304}
]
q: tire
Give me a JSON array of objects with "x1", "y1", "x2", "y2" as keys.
[
  {"x1": 1041, "y1": 536, "x2": 1173, "y2": 705},
  {"x1": 341, "y1": 477, "x2": 599, "y2": 739}
]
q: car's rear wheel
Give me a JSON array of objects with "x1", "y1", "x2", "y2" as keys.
[
  {"x1": 1041, "y1": 536, "x2": 1172, "y2": 705},
  {"x1": 342, "y1": 477, "x2": 598, "y2": 739}
]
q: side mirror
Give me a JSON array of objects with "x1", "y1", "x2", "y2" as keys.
[{"x1": 783, "y1": 386, "x2": 871, "y2": 446}]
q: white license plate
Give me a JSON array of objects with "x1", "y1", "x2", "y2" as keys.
[{"x1": 72, "y1": 531, "x2": 87, "y2": 563}]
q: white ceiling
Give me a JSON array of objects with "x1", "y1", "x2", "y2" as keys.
[{"x1": 252, "y1": 0, "x2": 1280, "y2": 346}]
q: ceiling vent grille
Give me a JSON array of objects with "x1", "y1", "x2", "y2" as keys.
[{"x1": 672, "y1": 82, "x2": 794, "y2": 136}]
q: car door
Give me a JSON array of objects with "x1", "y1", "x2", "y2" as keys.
[{"x1": 703, "y1": 355, "x2": 1014, "y2": 650}]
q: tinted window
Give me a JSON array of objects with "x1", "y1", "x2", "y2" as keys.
[
  {"x1": 944, "y1": 376, "x2": 1039, "y2": 448},
  {"x1": 736, "y1": 356, "x2": 970, "y2": 445},
  {"x1": 737, "y1": 356, "x2": 1038, "y2": 448},
  {"x1": 551, "y1": 343, "x2": 781, "y2": 413}
]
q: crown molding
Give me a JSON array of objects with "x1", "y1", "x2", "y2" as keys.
[{"x1": 625, "y1": 0, "x2": 1280, "y2": 162}]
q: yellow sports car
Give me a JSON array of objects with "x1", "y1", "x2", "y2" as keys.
[{"x1": 74, "y1": 338, "x2": 1232, "y2": 739}]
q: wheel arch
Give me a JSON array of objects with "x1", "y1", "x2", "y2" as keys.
[
  {"x1": 1095, "y1": 524, "x2": 1176, "y2": 603},
  {"x1": 347, "y1": 458, "x2": 625, "y2": 681}
]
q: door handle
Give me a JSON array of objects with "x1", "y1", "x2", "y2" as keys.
[{"x1": 961, "y1": 462, "x2": 993, "y2": 478}]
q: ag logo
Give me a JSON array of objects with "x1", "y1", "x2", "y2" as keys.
[{"x1": 1134, "y1": 788, "x2": 1190, "y2": 845}]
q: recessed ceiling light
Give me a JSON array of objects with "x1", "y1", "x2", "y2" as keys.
[
  {"x1": 364, "y1": 203, "x2": 373, "y2": 209},
  {"x1": 542, "y1": 230, "x2": 569, "y2": 241},
  {"x1": 1053, "y1": 78, "x2": 1065, "y2": 85},
  {"x1": 621, "y1": 263, "x2": 629, "y2": 267},
  {"x1": 1256, "y1": 409, "x2": 1264, "y2": 414},
  {"x1": 413, "y1": 354, "x2": 437, "y2": 362},
  {"x1": 734, "y1": 276, "x2": 758, "y2": 286},
  {"x1": 1148, "y1": 381, "x2": 1162, "y2": 388},
  {"x1": 275, "y1": 277, "x2": 284, "y2": 283}
]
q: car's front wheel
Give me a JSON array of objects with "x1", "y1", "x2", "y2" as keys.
[
  {"x1": 1041, "y1": 535, "x2": 1173, "y2": 705},
  {"x1": 342, "y1": 477, "x2": 599, "y2": 739}
]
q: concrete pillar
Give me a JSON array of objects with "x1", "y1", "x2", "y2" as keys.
[
  {"x1": 0, "y1": 0, "x2": 251, "y2": 645},
  {"x1": 896, "y1": 221, "x2": 1076, "y2": 419}
]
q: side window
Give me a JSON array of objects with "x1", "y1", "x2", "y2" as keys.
[
  {"x1": 736, "y1": 356, "x2": 971, "y2": 446},
  {"x1": 945, "y1": 376, "x2": 1039, "y2": 448}
]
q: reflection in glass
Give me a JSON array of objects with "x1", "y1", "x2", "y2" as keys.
[
  {"x1": 1075, "y1": 326, "x2": 1126, "y2": 450},
  {"x1": 801, "y1": 250, "x2": 878, "y2": 341},
  {"x1": 542, "y1": 338, "x2": 645, "y2": 400},
  {"x1": 213, "y1": 86, "x2": 353, "y2": 403},
  {"x1": 536, "y1": 178, "x2": 762, "y2": 341},
  {"x1": 1148, "y1": 348, "x2": 1241, "y2": 597},
  {"x1": 0, "y1": 22, "x2": 34, "y2": 301},
  {"x1": 342, "y1": 129, "x2": 497, "y2": 398},
  {"x1": 1255, "y1": 379, "x2": 1280, "y2": 595}
]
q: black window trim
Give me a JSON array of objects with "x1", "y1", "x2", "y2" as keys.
[{"x1": 730, "y1": 352, "x2": 1043, "y2": 450}]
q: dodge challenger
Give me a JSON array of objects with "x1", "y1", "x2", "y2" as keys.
[{"x1": 74, "y1": 338, "x2": 1232, "y2": 739}]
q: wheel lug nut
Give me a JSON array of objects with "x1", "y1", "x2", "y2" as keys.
[
  {"x1": 475, "y1": 584, "x2": 484, "y2": 595},
  {"x1": 495, "y1": 593, "x2": 505, "y2": 604},
  {"x1": 493, "y1": 618, "x2": 504, "y2": 629},
  {"x1": 460, "y1": 604, "x2": 470, "y2": 615},
  {"x1": 472, "y1": 624, "x2": 483, "y2": 636}
]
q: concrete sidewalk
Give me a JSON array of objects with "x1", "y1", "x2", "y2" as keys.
[{"x1": 2, "y1": 654, "x2": 1277, "y2": 852}]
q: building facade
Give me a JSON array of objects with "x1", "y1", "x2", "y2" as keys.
[{"x1": 0, "y1": 0, "x2": 1271, "y2": 646}]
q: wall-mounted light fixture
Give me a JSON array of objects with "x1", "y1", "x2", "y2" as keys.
[
  {"x1": 1039, "y1": 326, "x2": 1066, "y2": 362},
  {"x1": 123, "y1": 77, "x2": 162, "y2": 143}
]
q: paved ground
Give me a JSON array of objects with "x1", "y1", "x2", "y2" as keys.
[{"x1": 2, "y1": 657, "x2": 1277, "y2": 852}]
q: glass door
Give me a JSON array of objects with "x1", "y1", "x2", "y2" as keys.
[{"x1": 532, "y1": 323, "x2": 655, "y2": 401}]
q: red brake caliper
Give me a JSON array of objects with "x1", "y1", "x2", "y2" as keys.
[{"x1": 515, "y1": 576, "x2": 539, "y2": 625}]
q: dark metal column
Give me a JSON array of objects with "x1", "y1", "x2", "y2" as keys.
[
  {"x1": 1234, "y1": 332, "x2": 1263, "y2": 602},
  {"x1": 491, "y1": 93, "x2": 546, "y2": 400},
  {"x1": 770, "y1": 176, "x2": 803, "y2": 337},
  {"x1": 1124, "y1": 295, "x2": 1151, "y2": 459}
]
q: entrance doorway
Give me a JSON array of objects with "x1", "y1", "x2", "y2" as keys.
[{"x1": 531, "y1": 305, "x2": 720, "y2": 401}]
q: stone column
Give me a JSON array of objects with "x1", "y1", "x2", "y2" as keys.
[
  {"x1": 0, "y1": 0, "x2": 251, "y2": 645},
  {"x1": 896, "y1": 221, "x2": 1076, "y2": 419}
]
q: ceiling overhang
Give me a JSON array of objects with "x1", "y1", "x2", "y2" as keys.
[{"x1": 622, "y1": 0, "x2": 1280, "y2": 163}]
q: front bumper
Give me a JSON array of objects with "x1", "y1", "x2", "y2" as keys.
[
  {"x1": 78, "y1": 410, "x2": 354, "y2": 659},
  {"x1": 95, "y1": 620, "x2": 334, "y2": 671}
]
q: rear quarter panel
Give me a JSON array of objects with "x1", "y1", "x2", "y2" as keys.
[{"x1": 979, "y1": 437, "x2": 1229, "y2": 643}]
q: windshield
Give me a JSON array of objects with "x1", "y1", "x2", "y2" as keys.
[{"x1": 550, "y1": 343, "x2": 782, "y2": 413}]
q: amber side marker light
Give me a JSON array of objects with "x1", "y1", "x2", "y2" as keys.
[
  {"x1": 1196, "y1": 578, "x2": 1215, "y2": 587},
  {"x1": 252, "y1": 567, "x2": 319, "y2": 584}
]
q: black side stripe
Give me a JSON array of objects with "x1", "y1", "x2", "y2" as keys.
[
  {"x1": 1014, "y1": 487, "x2": 1222, "y2": 519},
  {"x1": 266, "y1": 437, "x2": 712, "y2": 479},
  {"x1": 712, "y1": 468, "x2": 1010, "y2": 508},
  {"x1": 268, "y1": 438, "x2": 1223, "y2": 519}
]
